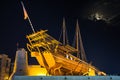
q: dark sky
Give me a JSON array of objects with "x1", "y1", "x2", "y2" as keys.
[{"x1": 0, "y1": 0, "x2": 120, "y2": 75}]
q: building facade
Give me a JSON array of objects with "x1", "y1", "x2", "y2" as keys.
[{"x1": 0, "y1": 54, "x2": 11, "y2": 80}]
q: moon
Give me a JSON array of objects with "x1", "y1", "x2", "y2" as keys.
[{"x1": 83, "y1": 0, "x2": 120, "y2": 25}]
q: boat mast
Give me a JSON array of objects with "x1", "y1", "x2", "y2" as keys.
[
  {"x1": 59, "y1": 18, "x2": 69, "y2": 45},
  {"x1": 63, "y1": 18, "x2": 66, "y2": 45},
  {"x1": 75, "y1": 20, "x2": 87, "y2": 61},
  {"x1": 76, "y1": 20, "x2": 80, "y2": 58}
]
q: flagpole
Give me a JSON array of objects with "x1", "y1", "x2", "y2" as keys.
[
  {"x1": 21, "y1": 1, "x2": 35, "y2": 33},
  {"x1": 27, "y1": 16, "x2": 35, "y2": 33}
]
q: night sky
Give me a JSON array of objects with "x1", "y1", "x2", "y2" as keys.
[{"x1": 0, "y1": 0, "x2": 120, "y2": 75}]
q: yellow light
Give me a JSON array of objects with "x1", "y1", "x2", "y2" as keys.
[
  {"x1": 88, "y1": 68, "x2": 95, "y2": 76},
  {"x1": 4, "y1": 75, "x2": 9, "y2": 80},
  {"x1": 28, "y1": 65, "x2": 48, "y2": 76}
]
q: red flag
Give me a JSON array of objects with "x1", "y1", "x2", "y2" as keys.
[
  {"x1": 23, "y1": 7, "x2": 28, "y2": 19},
  {"x1": 21, "y1": 1, "x2": 28, "y2": 19}
]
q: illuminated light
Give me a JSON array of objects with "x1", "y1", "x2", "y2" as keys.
[
  {"x1": 66, "y1": 54, "x2": 69, "y2": 59},
  {"x1": 4, "y1": 75, "x2": 9, "y2": 80},
  {"x1": 28, "y1": 65, "x2": 49, "y2": 76},
  {"x1": 88, "y1": 68, "x2": 96, "y2": 76},
  {"x1": 70, "y1": 56, "x2": 73, "y2": 60}
]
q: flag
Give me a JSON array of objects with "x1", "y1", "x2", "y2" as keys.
[
  {"x1": 21, "y1": 1, "x2": 28, "y2": 19},
  {"x1": 23, "y1": 6, "x2": 28, "y2": 19},
  {"x1": 20, "y1": 1, "x2": 35, "y2": 33}
]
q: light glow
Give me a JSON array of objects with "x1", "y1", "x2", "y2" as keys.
[{"x1": 28, "y1": 65, "x2": 48, "y2": 76}]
